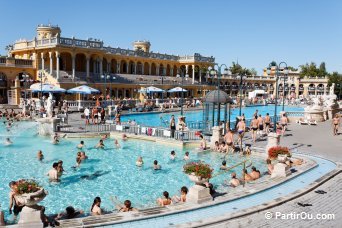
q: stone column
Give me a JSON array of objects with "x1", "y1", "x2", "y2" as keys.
[
  {"x1": 115, "y1": 89, "x2": 119, "y2": 98},
  {"x1": 131, "y1": 88, "x2": 134, "y2": 98},
  {"x1": 156, "y1": 64, "x2": 160, "y2": 76},
  {"x1": 170, "y1": 68, "x2": 174, "y2": 77},
  {"x1": 163, "y1": 66, "x2": 166, "y2": 76},
  {"x1": 192, "y1": 65, "x2": 195, "y2": 84},
  {"x1": 117, "y1": 61, "x2": 120, "y2": 73},
  {"x1": 55, "y1": 52, "x2": 60, "y2": 79},
  {"x1": 86, "y1": 56, "x2": 90, "y2": 78},
  {"x1": 107, "y1": 61, "x2": 111, "y2": 74},
  {"x1": 93, "y1": 60, "x2": 96, "y2": 74},
  {"x1": 126, "y1": 62, "x2": 129, "y2": 74},
  {"x1": 134, "y1": 62, "x2": 137, "y2": 74},
  {"x1": 48, "y1": 52, "x2": 53, "y2": 74},
  {"x1": 99, "y1": 58, "x2": 103, "y2": 76},
  {"x1": 149, "y1": 63, "x2": 152, "y2": 75},
  {"x1": 141, "y1": 63, "x2": 144, "y2": 75},
  {"x1": 199, "y1": 69, "x2": 202, "y2": 83},
  {"x1": 71, "y1": 53, "x2": 76, "y2": 80},
  {"x1": 41, "y1": 53, "x2": 45, "y2": 71},
  {"x1": 186, "y1": 65, "x2": 189, "y2": 76}
]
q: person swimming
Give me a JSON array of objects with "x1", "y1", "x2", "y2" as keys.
[
  {"x1": 170, "y1": 151, "x2": 176, "y2": 160},
  {"x1": 52, "y1": 133, "x2": 60, "y2": 144},
  {"x1": 4, "y1": 138, "x2": 13, "y2": 146},
  {"x1": 95, "y1": 140, "x2": 105, "y2": 149},
  {"x1": 183, "y1": 152, "x2": 190, "y2": 161},
  {"x1": 37, "y1": 150, "x2": 44, "y2": 161},
  {"x1": 77, "y1": 141, "x2": 85, "y2": 150},
  {"x1": 122, "y1": 134, "x2": 128, "y2": 141},
  {"x1": 114, "y1": 139, "x2": 121, "y2": 148},
  {"x1": 153, "y1": 160, "x2": 161, "y2": 170},
  {"x1": 220, "y1": 160, "x2": 228, "y2": 170},
  {"x1": 136, "y1": 156, "x2": 144, "y2": 167}
]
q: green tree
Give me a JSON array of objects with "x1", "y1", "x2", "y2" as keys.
[
  {"x1": 328, "y1": 72, "x2": 342, "y2": 98},
  {"x1": 299, "y1": 62, "x2": 319, "y2": 78},
  {"x1": 287, "y1": 66, "x2": 298, "y2": 71},
  {"x1": 250, "y1": 68, "x2": 258, "y2": 76},
  {"x1": 318, "y1": 62, "x2": 327, "y2": 77}
]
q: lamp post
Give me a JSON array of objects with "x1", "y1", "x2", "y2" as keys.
[
  {"x1": 237, "y1": 74, "x2": 247, "y2": 116},
  {"x1": 38, "y1": 71, "x2": 45, "y2": 107},
  {"x1": 267, "y1": 61, "x2": 288, "y2": 132},
  {"x1": 176, "y1": 68, "x2": 189, "y2": 116},
  {"x1": 208, "y1": 64, "x2": 229, "y2": 126},
  {"x1": 282, "y1": 71, "x2": 288, "y2": 111}
]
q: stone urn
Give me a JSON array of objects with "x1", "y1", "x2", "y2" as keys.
[
  {"x1": 188, "y1": 173, "x2": 209, "y2": 185},
  {"x1": 187, "y1": 174, "x2": 212, "y2": 204},
  {"x1": 17, "y1": 188, "x2": 48, "y2": 227}
]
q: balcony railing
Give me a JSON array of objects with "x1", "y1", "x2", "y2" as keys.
[
  {"x1": 0, "y1": 57, "x2": 34, "y2": 68},
  {"x1": 12, "y1": 37, "x2": 214, "y2": 63}
]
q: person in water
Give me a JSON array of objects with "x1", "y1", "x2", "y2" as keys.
[
  {"x1": 91, "y1": 197, "x2": 102, "y2": 215},
  {"x1": 47, "y1": 163, "x2": 59, "y2": 181},
  {"x1": 53, "y1": 133, "x2": 60, "y2": 144},
  {"x1": 229, "y1": 172, "x2": 240, "y2": 187},
  {"x1": 183, "y1": 152, "x2": 190, "y2": 161},
  {"x1": 116, "y1": 200, "x2": 138, "y2": 212},
  {"x1": 80, "y1": 151, "x2": 88, "y2": 160},
  {"x1": 114, "y1": 139, "x2": 121, "y2": 148},
  {"x1": 95, "y1": 140, "x2": 105, "y2": 149},
  {"x1": 170, "y1": 151, "x2": 176, "y2": 160},
  {"x1": 37, "y1": 150, "x2": 44, "y2": 161},
  {"x1": 122, "y1": 134, "x2": 128, "y2": 141},
  {"x1": 56, "y1": 206, "x2": 84, "y2": 220},
  {"x1": 199, "y1": 135, "x2": 207, "y2": 150},
  {"x1": 136, "y1": 156, "x2": 144, "y2": 167},
  {"x1": 4, "y1": 138, "x2": 13, "y2": 145},
  {"x1": 57, "y1": 160, "x2": 65, "y2": 178},
  {"x1": 220, "y1": 160, "x2": 228, "y2": 170},
  {"x1": 157, "y1": 191, "x2": 172, "y2": 206},
  {"x1": 153, "y1": 160, "x2": 161, "y2": 170},
  {"x1": 172, "y1": 186, "x2": 188, "y2": 203},
  {"x1": 77, "y1": 141, "x2": 85, "y2": 150}
]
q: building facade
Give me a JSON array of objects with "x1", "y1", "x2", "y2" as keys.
[{"x1": 0, "y1": 24, "x2": 330, "y2": 104}]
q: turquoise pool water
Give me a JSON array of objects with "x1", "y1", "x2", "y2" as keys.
[
  {"x1": 0, "y1": 121, "x2": 266, "y2": 221},
  {"x1": 121, "y1": 105, "x2": 304, "y2": 127}
]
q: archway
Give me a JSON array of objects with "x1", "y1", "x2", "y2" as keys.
[
  {"x1": 166, "y1": 64, "x2": 171, "y2": 76},
  {"x1": 75, "y1": 53, "x2": 86, "y2": 72},
  {"x1": 128, "y1": 61, "x2": 134, "y2": 74},
  {"x1": 151, "y1": 63, "x2": 157, "y2": 75},
  {"x1": 59, "y1": 52, "x2": 72, "y2": 71},
  {"x1": 121, "y1": 60, "x2": 128, "y2": 73},
  {"x1": 111, "y1": 59, "x2": 117, "y2": 73},
  {"x1": 144, "y1": 62, "x2": 149, "y2": 75}
]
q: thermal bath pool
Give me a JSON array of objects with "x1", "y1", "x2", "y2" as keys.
[{"x1": 0, "y1": 121, "x2": 267, "y2": 221}]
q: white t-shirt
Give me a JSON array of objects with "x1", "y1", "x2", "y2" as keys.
[
  {"x1": 84, "y1": 108, "x2": 90, "y2": 116},
  {"x1": 47, "y1": 168, "x2": 58, "y2": 180}
]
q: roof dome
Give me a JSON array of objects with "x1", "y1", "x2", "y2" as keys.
[{"x1": 204, "y1": 90, "x2": 232, "y2": 104}]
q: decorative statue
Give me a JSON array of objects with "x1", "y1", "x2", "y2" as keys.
[
  {"x1": 46, "y1": 96, "x2": 53, "y2": 118},
  {"x1": 330, "y1": 83, "x2": 335, "y2": 95}
]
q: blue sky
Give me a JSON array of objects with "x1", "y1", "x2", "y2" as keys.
[{"x1": 1, "y1": 0, "x2": 341, "y2": 74}]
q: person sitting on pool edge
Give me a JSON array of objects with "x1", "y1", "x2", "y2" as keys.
[
  {"x1": 91, "y1": 197, "x2": 103, "y2": 216},
  {"x1": 153, "y1": 160, "x2": 161, "y2": 170},
  {"x1": 136, "y1": 156, "x2": 144, "y2": 167},
  {"x1": 241, "y1": 168, "x2": 253, "y2": 182},
  {"x1": 56, "y1": 206, "x2": 84, "y2": 220},
  {"x1": 183, "y1": 152, "x2": 190, "y2": 160},
  {"x1": 220, "y1": 160, "x2": 228, "y2": 170},
  {"x1": 249, "y1": 166, "x2": 260, "y2": 180},
  {"x1": 172, "y1": 186, "x2": 188, "y2": 203},
  {"x1": 95, "y1": 139, "x2": 105, "y2": 149},
  {"x1": 157, "y1": 191, "x2": 172, "y2": 206},
  {"x1": 229, "y1": 172, "x2": 240, "y2": 187},
  {"x1": 213, "y1": 141, "x2": 220, "y2": 152},
  {"x1": 116, "y1": 200, "x2": 138, "y2": 212},
  {"x1": 170, "y1": 151, "x2": 176, "y2": 160}
]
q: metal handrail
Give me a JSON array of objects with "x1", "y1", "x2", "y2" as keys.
[{"x1": 211, "y1": 158, "x2": 252, "y2": 178}]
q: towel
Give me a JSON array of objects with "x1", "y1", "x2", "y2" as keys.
[
  {"x1": 116, "y1": 125, "x2": 123, "y2": 131},
  {"x1": 163, "y1": 130, "x2": 171, "y2": 137},
  {"x1": 141, "y1": 127, "x2": 147, "y2": 134}
]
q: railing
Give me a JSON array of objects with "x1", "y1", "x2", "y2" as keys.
[
  {"x1": 286, "y1": 111, "x2": 304, "y2": 117},
  {"x1": 79, "y1": 123, "x2": 202, "y2": 141},
  {"x1": 0, "y1": 57, "x2": 34, "y2": 68}
]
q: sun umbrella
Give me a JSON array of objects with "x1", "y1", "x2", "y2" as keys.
[
  {"x1": 30, "y1": 83, "x2": 66, "y2": 93},
  {"x1": 146, "y1": 86, "x2": 164, "y2": 93},
  {"x1": 67, "y1": 85, "x2": 100, "y2": 94},
  {"x1": 168, "y1": 87, "x2": 187, "y2": 93}
]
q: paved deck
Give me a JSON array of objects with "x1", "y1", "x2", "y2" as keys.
[{"x1": 204, "y1": 172, "x2": 342, "y2": 228}]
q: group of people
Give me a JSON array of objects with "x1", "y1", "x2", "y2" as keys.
[{"x1": 83, "y1": 107, "x2": 106, "y2": 125}]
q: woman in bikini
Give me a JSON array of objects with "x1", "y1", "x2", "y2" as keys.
[{"x1": 157, "y1": 191, "x2": 172, "y2": 206}]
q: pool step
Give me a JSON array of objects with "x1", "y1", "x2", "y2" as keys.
[
  {"x1": 58, "y1": 213, "x2": 124, "y2": 227},
  {"x1": 139, "y1": 206, "x2": 168, "y2": 215}
]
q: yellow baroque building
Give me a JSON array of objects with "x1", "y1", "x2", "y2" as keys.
[
  {"x1": 1, "y1": 24, "x2": 216, "y2": 104},
  {"x1": 0, "y1": 24, "x2": 329, "y2": 105}
]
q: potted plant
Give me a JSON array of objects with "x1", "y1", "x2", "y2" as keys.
[
  {"x1": 268, "y1": 146, "x2": 291, "y2": 161},
  {"x1": 13, "y1": 179, "x2": 48, "y2": 206},
  {"x1": 183, "y1": 162, "x2": 213, "y2": 185}
]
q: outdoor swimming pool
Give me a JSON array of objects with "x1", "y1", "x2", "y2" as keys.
[
  {"x1": 0, "y1": 121, "x2": 267, "y2": 222},
  {"x1": 121, "y1": 105, "x2": 304, "y2": 127}
]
